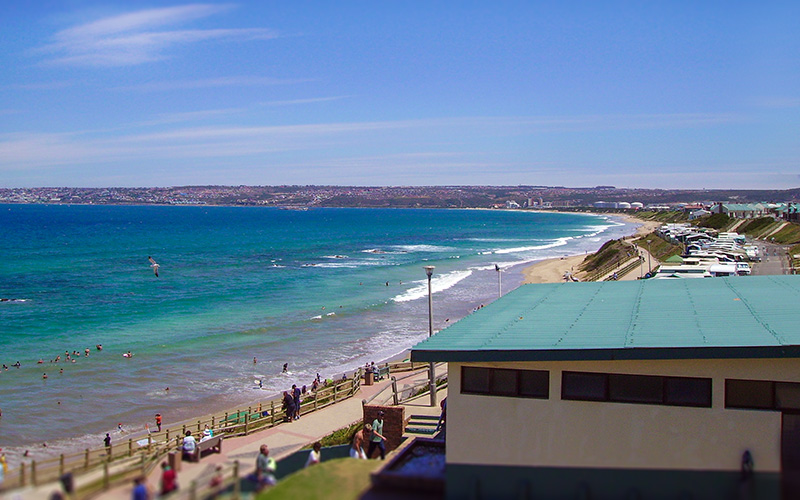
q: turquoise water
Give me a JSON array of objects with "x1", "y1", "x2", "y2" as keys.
[{"x1": 0, "y1": 204, "x2": 635, "y2": 461}]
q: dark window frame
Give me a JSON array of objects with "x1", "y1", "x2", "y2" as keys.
[
  {"x1": 562, "y1": 371, "x2": 712, "y2": 408},
  {"x1": 460, "y1": 366, "x2": 549, "y2": 400},
  {"x1": 724, "y1": 378, "x2": 800, "y2": 412}
]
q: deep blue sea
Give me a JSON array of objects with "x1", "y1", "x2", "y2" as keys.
[{"x1": 0, "y1": 204, "x2": 636, "y2": 462}]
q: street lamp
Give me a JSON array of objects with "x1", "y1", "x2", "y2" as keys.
[
  {"x1": 424, "y1": 266, "x2": 435, "y2": 337},
  {"x1": 423, "y1": 265, "x2": 437, "y2": 407},
  {"x1": 495, "y1": 263, "x2": 502, "y2": 298}
]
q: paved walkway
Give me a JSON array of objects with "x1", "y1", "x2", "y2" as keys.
[{"x1": 12, "y1": 365, "x2": 446, "y2": 500}]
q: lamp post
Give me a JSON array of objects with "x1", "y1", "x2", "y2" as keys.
[
  {"x1": 495, "y1": 263, "x2": 502, "y2": 298},
  {"x1": 423, "y1": 265, "x2": 437, "y2": 407}
]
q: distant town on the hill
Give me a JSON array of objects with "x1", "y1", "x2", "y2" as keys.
[{"x1": 2, "y1": 185, "x2": 800, "y2": 209}]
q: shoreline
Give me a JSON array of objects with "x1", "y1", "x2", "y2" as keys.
[{"x1": 521, "y1": 212, "x2": 660, "y2": 284}]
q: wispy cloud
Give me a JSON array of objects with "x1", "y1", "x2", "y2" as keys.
[
  {"x1": 36, "y1": 4, "x2": 276, "y2": 67},
  {"x1": 0, "y1": 113, "x2": 748, "y2": 169},
  {"x1": 259, "y1": 96, "x2": 351, "y2": 107},
  {"x1": 116, "y1": 76, "x2": 309, "y2": 92}
]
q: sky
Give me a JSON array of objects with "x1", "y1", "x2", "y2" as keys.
[{"x1": 1, "y1": 1, "x2": 798, "y2": 189}]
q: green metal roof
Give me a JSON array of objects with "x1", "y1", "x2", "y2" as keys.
[{"x1": 411, "y1": 275, "x2": 800, "y2": 363}]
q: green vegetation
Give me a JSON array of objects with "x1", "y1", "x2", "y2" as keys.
[
  {"x1": 259, "y1": 457, "x2": 381, "y2": 500},
  {"x1": 634, "y1": 210, "x2": 688, "y2": 223},
  {"x1": 635, "y1": 232, "x2": 682, "y2": 262},
  {"x1": 770, "y1": 223, "x2": 800, "y2": 245},
  {"x1": 695, "y1": 213, "x2": 731, "y2": 230},
  {"x1": 738, "y1": 217, "x2": 778, "y2": 237},
  {"x1": 578, "y1": 239, "x2": 625, "y2": 272},
  {"x1": 309, "y1": 421, "x2": 363, "y2": 449}
]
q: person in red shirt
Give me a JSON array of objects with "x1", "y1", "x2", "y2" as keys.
[
  {"x1": 155, "y1": 413, "x2": 162, "y2": 432},
  {"x1": 160, "y1": 461, "x2": 177, "y2": 495}
]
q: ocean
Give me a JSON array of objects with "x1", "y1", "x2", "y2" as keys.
[{"x1": 0, "y1": 204, "x2": 637, "y2": 463}]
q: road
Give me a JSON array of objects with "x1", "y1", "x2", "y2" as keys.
[{"x1": 751, "y1": 241, "x2": 791, "y2": 276}]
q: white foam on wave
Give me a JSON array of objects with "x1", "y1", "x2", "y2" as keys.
[
  {"x1": 392, "y1": 269, "x2": 473, "y2": 303},
  {"x1": 388, "y1": 244, "x2": 456, "y2": 253},
  {"x1": 490, "y1": 237, "x2": 571, "y2": 255}
]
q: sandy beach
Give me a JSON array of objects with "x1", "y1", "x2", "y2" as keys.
[{"x1": 522, "y1": 212, "x2": 661, "y2": 284}]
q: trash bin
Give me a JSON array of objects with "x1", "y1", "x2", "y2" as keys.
[
  {"x1": 364, "y1": 371, "x2": 373, "y2": 386},
  {"x1": 169, "y1": 450, "x2": 180, "y2": 472}
]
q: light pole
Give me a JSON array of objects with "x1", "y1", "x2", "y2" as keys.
[
  {"x1": 423, "y1": 265, "x2": 437, "y2": 407},
  {"x1": 495, "y1": 263, "x2": 502, "y2": 298}
]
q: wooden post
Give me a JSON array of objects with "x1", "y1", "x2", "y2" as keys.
[
  {"x1": 19, "y1": 462, "x2": 25, "y2": 486},
  {"x1": 59, "y1": 454, "x2": 65, "y2": 476},
  {"x1": 197, "y1": 420, "x2": 201, "y2": 432},
  {"x1": 31, "y1": 460, "x2": 37, "y2": 486},
  {"x1": 233, "y1": 460, "x2": 241, "y2": 499},
  {"x1": 392, "y1": 377, "x2": 399, "y2": 405},
  {"x1": 314, "y1": 392, "x2": 318, "y2": 411},
  {"x1": 182, "y1": 424, "x2": 187, "y2": 436},
  {"x1": 140, "y1": 454, "x2": 146, "y2": 475},
  {"x1": 166, "y1": 429, "x2": 170, "y2": 443},
  {"x1": 103, "y1": 459, "x2": 109, "y2": 489},
  {"x1": 333, "y1": 383, "x2": 338, "y2": 403},
  {"x1": 270, "y1": 401, "x2": 275, "y2": 427},
  {"x1": 211, "y1": 415, "x2": 215, "y2": 429},
  {"x1": 148, "y1": 434, "x2": 152, "y2": 454},
  {"x1": 84, "y1": 449, "x2": 90, "y2": 470},
  {"x1": 129, "y1": 438, "x2": 133, "y2": 457},
  {"x1": 189, "y1": 479, "x2": 198, "y2": 500},
  {"x1": 244, "y1": 412, "x2": 249, "y2": 434}
]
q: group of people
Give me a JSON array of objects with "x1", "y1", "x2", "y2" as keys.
[
  {"x1": 1, "y1": 345, "x2": 105, "y2": 382},
  {"x1": 281, "y1": 384, "x2": 304, "y2": 422}
]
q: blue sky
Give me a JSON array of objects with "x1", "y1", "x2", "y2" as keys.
[{"x1": 1, "y1": 1, "x2": 798, "y2": 189}]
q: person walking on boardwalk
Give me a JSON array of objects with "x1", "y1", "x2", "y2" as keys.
[
  {"x1": 368, "y1": 411, "x2": 387, "y2": 459},
  {"x1": 350, "y1": 423, "x2": 371, "y2": 459},
  {"x1": 255, "y1": 444, "x2": 276, "y2": 490},
  {"x1": 160, "y1": 461, "x2": 177, "y2": 496}
]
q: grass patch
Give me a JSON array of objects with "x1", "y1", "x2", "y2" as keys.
[
  {"x1": 307, "y1": 421, "x2": 363, "y2": 449},
  {"x1": 634, "y1": 233, "x2": 682, "y2": 262},
  {"x1": 695, "y1": 213, "x2": 731, "y2": 230},
  {"x1": 738, "y1": 217, "x2": 776, "y2": 236},
  {"x1": 258, "y1": 457, "x2": 381, "y2": 500},
  {"x1": 770, "y1": 223, "x2": 800, "y2": 245},
  {"x1": 579, "y1": 240, "x2": 624, "y2": 272}
]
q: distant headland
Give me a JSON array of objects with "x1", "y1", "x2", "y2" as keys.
[{"x1": 1, "y1": 185, "x2": 799, "y2": 209}]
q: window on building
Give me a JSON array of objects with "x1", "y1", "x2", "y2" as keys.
[
  {"x1": 563, "y1": 371, "x2": 712, "y2": 408},
  {"x1": 725, "y1": 379, "x2": 774, "y2": 409},
  {"x1": 461, "y1": 366, "x2": 549, "y2": 399},
  {"x1": 562, "y1": 372, "x2": 607, "y2": 401},
  {"x1": 726, "y1": 379, "x2": 800, "y2": 411}
]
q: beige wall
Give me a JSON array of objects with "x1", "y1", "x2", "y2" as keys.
[{"x1": 448, "y1": 358, "x2": 800, "y2": 472}]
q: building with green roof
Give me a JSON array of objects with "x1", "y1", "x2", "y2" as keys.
[{"x1": 411, "y1": 275, "x2": 800, "y2": 499}]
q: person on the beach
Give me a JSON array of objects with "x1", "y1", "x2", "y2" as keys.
[
  {"x1": 155, "y1": 413, "x2": 162, "y2": 432},
  {"x1": 292, "y1": 384, "x2": 301, "y2": 420},
  {"x1": 282, "y1": 363, "x2": 288, "y2": 373},
  {"x1": 350, "y1": 423, "x2": 371, "y2": 459},
  {"x1": 305, "y1": 441, "x2": 322, "y2": 468},
  {"x1": 160, "y1": 461, "x2": 177, "y2": 496},
  {"x1": 254, "y1": 444, "x2": 276, "y2": 490},
  {"x1": 368, "y1": 411, "x2": 387, "y2": 459},
  {"x1": 104, "y1": 433, "x2": 111, "y2": 449},
  {"x1": 253, "y1": 357, "x2": 257, "y2": 364},
  {"x1": 282, "y1": 391, "x2": 295, "y2": 422},
  {"x1": 182, "y1": 431, "x2": 197, "y2": 461}
]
